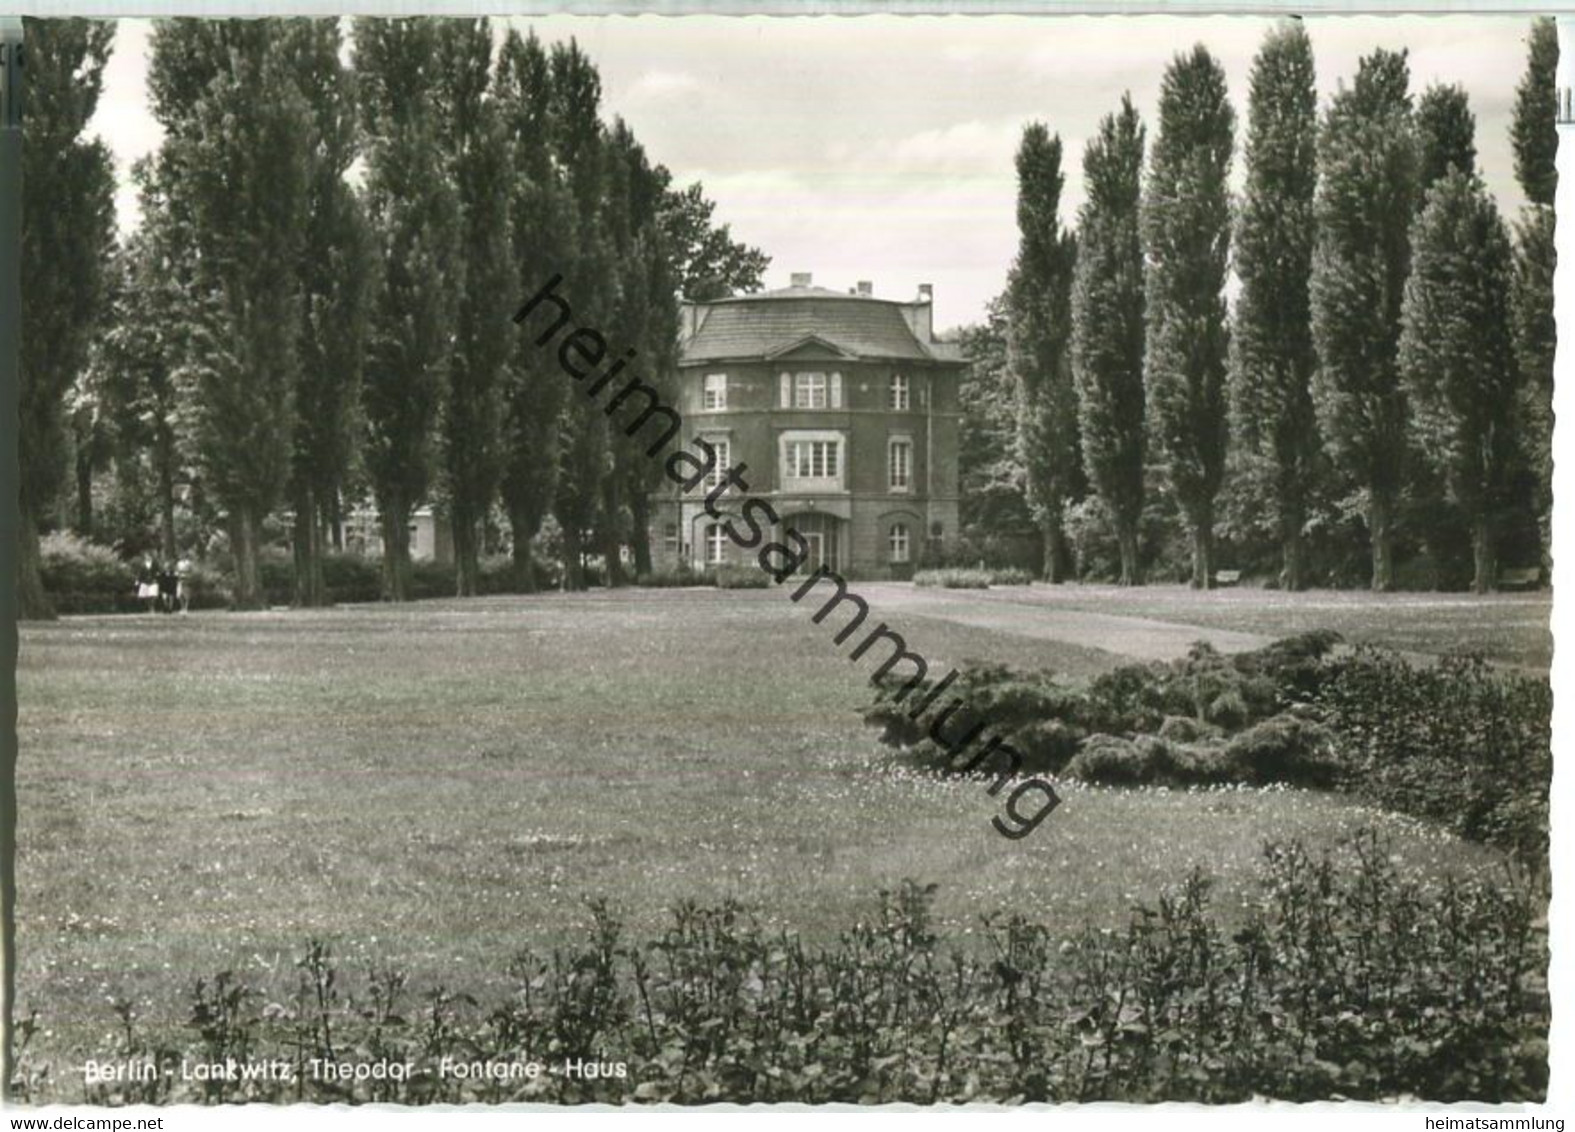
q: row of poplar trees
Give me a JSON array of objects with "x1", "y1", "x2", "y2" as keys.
[
  {"x1": 1006, "y1": 19, "x2": 1556, "y2": 592},
  {"x1": 19, "y1": 17, "x2": 767, "y2": 617}
]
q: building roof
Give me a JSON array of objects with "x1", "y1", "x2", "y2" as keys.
[{"x1": 680, "y1": 286, "x2": 961, "y2": 365}]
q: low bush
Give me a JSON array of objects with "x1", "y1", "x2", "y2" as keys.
[
  {"x1": 714, "y1": 563, "x2": 771, "y2": 589},
  {"x1": 636, "y1": 566, "x2": 712, "y2": 588},
  {"x1": 1315, "y1": 648, "x2": 1551, "y2": 868},
  {"x1": 913, "y1": 567, "x2": 992, "y2": 589},
  {"x1": 28, "y1": 832, "x2": 1546, "y2": 1106},
  {"x1": 39, "y1": 532, "x2": 138, "y2": 613},
  {"x1": 1223, "y1": 715, "x2": 1342, "y2": 788},
  {"x1": 986, "y1": 566, "x2": 1034, "y2": 585},
  {"x1": 860, "y1": 631, "x2": 1551, "y2": 870}
]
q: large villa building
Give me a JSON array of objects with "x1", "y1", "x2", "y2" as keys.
[{"x1": 649, "y1": 274, "x2": 963, "y2": 578}]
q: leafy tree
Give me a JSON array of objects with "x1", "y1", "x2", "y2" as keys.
[
  {"x1": 659, "y1": 181, "x2": 770, "y2": 301},
  {"x1": 290, "y1": 19, "x2": 370, "y2": 606},
  {"x1": 433, "y1": 19, "x2": 512, "y2": 597},
  {"x1": 1072, "y1": 95, "x2": 1148, "y2": 586},
  {"x1": 97, "y1": 168, "x2": 198, "y2": 564},
  {"x1": 1006, "y1": 123, "x2": 1079, "y2": 582},
  {"x1": 1512, "y1": 17, "x2": 1558, "y2": 209},
  {"x1": 154, "y1": 20, "x2": 310, "y2": 608},
  {"x1": 1229, "y1": 24, "x2": 1318, "y2": 591},
  {"x1": 355, "y1": 17, "x2": 459, "y2": 601},
  {"x1": 1511, "y1": 18, "x2": 1557, "y2": 567},
  {"x1": 1415, "y1": 84, "x2": 1477, "y2": 202},
  {"x1": 958, "y1": 295, "x2": 1035, "y2": 552},
  {"x1": 19, "y1": 19, "x2": 116, "y2": 619},
  {"x1": 1399, "y1": 169, "x2": 1518, "y2": 593},
  {"x1": 1310, "y1": 49, "x2": 1416, "y2": 592},
  {"x1": 497, "y1": 28, "x2": 572, "y2": 591},
  {"x1": 1142, "y1": 46, "x2": 1235, "y2": 589},
  {"x1": 547, "y1": 39, "x2": 615, "y2": 591}
]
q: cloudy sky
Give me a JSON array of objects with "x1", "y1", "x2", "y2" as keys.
[{"x1": 93, "y1": 14, "x2": 1537, "y2": 330}]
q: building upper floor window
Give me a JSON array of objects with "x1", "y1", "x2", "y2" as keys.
[
  {"x1": 786, "y1": 439, "x2": 839, "y2": 479},
  {"x1": 703, "y1": 372, "x2": 728, "y2": 410},
  {"x1": 705, "y1": 523, "x2": 727, "y2": 564},
  {"x1": 890, "y1": 374, "x2": 910, "y2": 410},
  {"x1": 781, "y1": 371, "x2": 843, "y2": 409},
  {"x1": 701, "y1": 436, "x2": 730, "y2": 491},
  {"x1": 889, "y1": 523, "x2": 911, "y2": 563},
  {"x1": 888, "y1": 437, "x2": 912, "y2": 491}
]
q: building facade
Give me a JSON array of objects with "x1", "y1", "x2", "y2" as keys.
[{"x1": 649, "y1": 274, "x2": 962, "y2": 578}]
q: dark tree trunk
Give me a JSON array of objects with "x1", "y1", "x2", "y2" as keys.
[
  {"x1": 1115, "y1": 519, "x2": 1142, "y2": 587},
  {"x1": 452, "y1": 501, "x2": 480, "y2": 598},
  {"x1": 230, "y1": 504, "x2": 264, "y2": 610},
  {"x1": 1369, "y1": 491, "x2": 1395, "y2": 593},
  {"x1": 379, "y1": 498, "x2": 412, "y2": 602},
  {"x1": 561, "y1": 522, "x2": 584, "y2": 591},
  {"x1": 1280, "y1": 503, "x2": 1306, "y2": 592},
  {"x1": 629, "y1": 490, "x2": 653, "y2": 578},
  {"x1": 1471, "y1": 511, "x2": 1497, "y2": 594},
  {"x1": 17, "y1": 498, "x2": 54, "y2": 621},
  {"x1": 73, "y1": 440, "x2": 93, "y2": 537},
  {"x1": 156, "y1": 431, "x2": 178, "y2": 563},
  {"x1": 324, "y1": 488, "x2": 344, "y2": 553},
  {"x1": 505, "y1": 500, "x2": 539, "y2": 593},
  {"x1": 1040, "y1": 514, "x2": 1070, "y2": 584},
  {"x1": 600, "y1": 479, "x2": 626, "y2": 589},
  {"x1": 1189, "y1": 511, "x2": 1214, "y2": 590},
  {"x1": 293, "y1": 485, "x2": 328, "y2": 607}
]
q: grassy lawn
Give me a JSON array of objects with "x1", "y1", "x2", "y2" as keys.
[{"x1": 15, "y1": 585, "x2": 1529, "y2": 1065}]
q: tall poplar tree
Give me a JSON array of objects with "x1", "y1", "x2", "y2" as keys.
[
  {"x1": 290, "y1": 19, "x2": 370, "y2": 607},
  {"x1": 1006, "y1": 123, "x2": 1079, "y2": 582},
  {"x1": 497, "y1": 28, "x2": 572, "y2": 591},
  {"x1": 1230, "y1": 23, "x2": 1318, "y2": 591},
  {"x1": 161, "y1": 21, "x2": 311, "y2": 608},
  {"x1": 1310, "y1": 49, "x2": 1416, "y2": 592},
  {"x1": 1415, "y1": 85, "x2": 1477, "y2": 204},
  {"x1": 355, "y1": 17, "x2": 459, "y2": 601},
  {"x1": 547, "y1": 40, "x2": 614, "y2": 590},
  {"x1": 1143, "y1": 46, "x2": 1235, "y2": 589},
  {"x1": 1399, "y1": 169, "x2": 1518, "y2": 593},
  {"x1": 1510, "y1": 18, "x2": 1557, "y2": 565},
  {"x1": 434, "y1": 19, "x2": 512, "y2": 597},
  {"x1": 1071, "y1": 96, "x2": 1147, "y2": 586},
  {"x1": 19, "y1": 19, "x2": 116, "y2": 619}
]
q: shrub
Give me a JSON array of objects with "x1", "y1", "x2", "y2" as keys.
[
  {"x1": 1223, "y1": 715, "x2": 1342, "y2": 788},
  {"x1": 714, "y1": 563, "x2": 770, "y2": 589},
  {"x1": 1157, "y1": 714, "x2": 1222, "y2": 743},
  {"x1": 31, "y1": 833, "x2": 1545, "y2": 1106},
  {"x1": 1003, "y1": 718, "x2": 1082, "y2": 775},
  {"x1": 1315, "y1": 648, "x2": 1551, "y2": 868},
  {"x1": 1064, "y1": 734, "x2": 1157, "y2": 784},
  {"x1": 913, "y1": 567, "x2": 991, "y2": 589},
  {"x1": 636, "y1": 566, "x2": 712, "y2": 588},
  {"x1": 39, "y1": 533, "x2": 137, "y2": 613},
  {"x1": 987, "y1": 566, "x2": 1033, "y2": 585}
]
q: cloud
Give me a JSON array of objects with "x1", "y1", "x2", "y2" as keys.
[{"x1": 627, "y1": 69, "x2": 705, "y2": 100}]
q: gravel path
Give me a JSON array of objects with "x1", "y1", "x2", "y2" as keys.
[{"x1": 854, "y1": 583, "x2": 1275, "y2": 663}]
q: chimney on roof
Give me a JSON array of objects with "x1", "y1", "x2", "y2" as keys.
[
  {"x1": 790, "y1": 272, "x2": 813, "y2": 288},
  {"x1": 917, "y1": 283, "x2": 933, "y2": 303},
  {"x1": 856, "y1": 280, "x2": 873, "y2": 297}
]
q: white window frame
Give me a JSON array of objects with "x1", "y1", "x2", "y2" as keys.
[
  {"x1": 890, "y1": 374, "x2": 910, "y2": 411},
  {"x1": 701, "y1": 435, "x2": 731, "y2": 491},
  {"x1": 793, "y1": 372, "x2": 827, "y2": 409},
  {"x1": 703, "y1": 372, "x2": 728, "y2": 411},
  {"x1": 779, "y1": 429, "x2": 845, "y2": 493},
  {"x1": 705, "y1": 523, "x2": 727, "y2": 565},
  {"x1": 888, "y1": 436, "x2": 912, "y2": 492},
  {"x1": 889, "y1": 523, "x2": 911, "y2": 563}
]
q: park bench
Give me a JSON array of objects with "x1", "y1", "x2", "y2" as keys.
[
  {"x1": 1498, "y1": 565, "x2": 1542, "y2": 591},
  {"x1": 1213, "y1": 569, "x2": 1242, "y2": 587}
]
